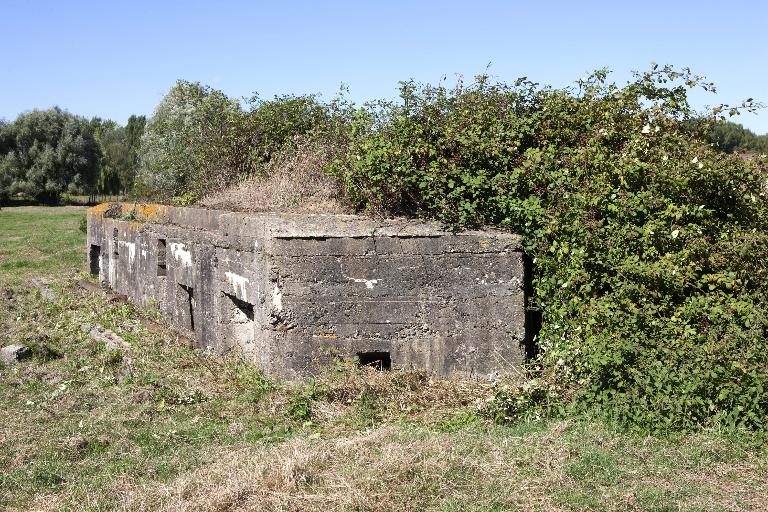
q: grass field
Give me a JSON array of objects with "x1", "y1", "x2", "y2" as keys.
[{"x1": 1, "y1": 206, "x2": 767, "y2": 511}]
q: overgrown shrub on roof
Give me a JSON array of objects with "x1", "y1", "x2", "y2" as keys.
[{"x1": 136, "y1": 80, "x2": 335, "y2": 201}]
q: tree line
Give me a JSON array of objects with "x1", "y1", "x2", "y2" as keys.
[
  {"x1": 0, "y1": 108, "x2": 144, "y2": 205},
  {"x1": 707, "y1": 120, "x2": 768, "y2": 154},
  {"x1": 2, "y1": 94, "x2": 765, "y2": 208}
]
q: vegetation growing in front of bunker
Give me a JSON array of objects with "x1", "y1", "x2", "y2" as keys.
[{"x1": 139, "y1": 65, "x2": 768, "y2": 430}]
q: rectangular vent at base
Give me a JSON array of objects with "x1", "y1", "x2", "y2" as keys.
[{"x1": 356, "y1": 351, "x2": 391, "y2": 371}]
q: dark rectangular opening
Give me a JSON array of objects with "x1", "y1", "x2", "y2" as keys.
[
  {"x1": 523, "y1": 253, "x2": 542, "y2": 360},
  {"x1": 89, "y1": 245, "x2": 101, "y2": 276},
  {"x1": 156, "y1": 239, "x2": 167, "y2": 276},
  {"x1": 112, "y1": 228, "x2": 119, "y2": 258},
  {"x1": 179, "y1": 284, "x2": 195, "y2": 331},
  {"x1": 356, "y1": 351, "x2": 391, "y2": 371}
]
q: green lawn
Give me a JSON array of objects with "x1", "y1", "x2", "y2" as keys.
[
  {"x1": 0, "y1": 206, "x2": 766, "y2": 511},
  {"x1": 0, "y1": 206, "x2": 86, "y2": 281}
]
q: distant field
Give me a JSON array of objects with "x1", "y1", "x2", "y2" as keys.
[{"x1": 0, "y1": 206, "x2": 767, "y2": 511}]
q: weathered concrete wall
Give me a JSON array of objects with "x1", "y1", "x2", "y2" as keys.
[{"x1": 86, "y1": 203, "x2": 529, "y2": 378}]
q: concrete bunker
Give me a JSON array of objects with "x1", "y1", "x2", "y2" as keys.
[{"x1": 86, "y1": 203, "x2": 532, "y2": 378}]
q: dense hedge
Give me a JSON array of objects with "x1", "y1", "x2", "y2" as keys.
[{"x1": 334, "y1": 67, "x2": 768, "y2": 430}]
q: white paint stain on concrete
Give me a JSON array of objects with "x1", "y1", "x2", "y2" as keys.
[
  {"x1": 170, "y1": 242, "x2": 192, "y2": 267},
  {"x1": 272, "y1": 284, "x2": 283, "y2": 312},
  {"x1": 109, "y1": 257, "x2": 116, "y2": 285},
  {"x1": 344, "y1": 274, "x2": 380, "y2": 289},
  {"x1": 123, "y1": 241, "x2": 137, "y2": 268},
  {"x1": 226, "y1": 271, "x2": 250, "y2": 300}
]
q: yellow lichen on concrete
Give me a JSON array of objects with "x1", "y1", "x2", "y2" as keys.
[
  {"x1": 87, "y1": 202, "x2": 120, "y2": 218},
  {"x1": 86, "y1": 202, "x2": 170, "y2": 224},
  {"x1": 134, "y1": 203, "x2": 169, "y2": 223}
]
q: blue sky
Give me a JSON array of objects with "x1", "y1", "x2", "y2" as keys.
[{"x1": 2, "y1": 0, "x2": 767, "y2": 133}]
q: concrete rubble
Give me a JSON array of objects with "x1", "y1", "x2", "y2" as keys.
[
  {"x1": 81, "y1": 323, "x2": 130, "y2": 351},
  {"x1": 31, "y1": 279, "x2": 57, "y2": 304}
]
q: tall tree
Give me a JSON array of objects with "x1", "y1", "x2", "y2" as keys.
[
  {"x1": 124, "y1": 115, "x2": 146, "y2": 191},
  {"x1": 0, "y1": 119, "x2": 10, "y2": 205},
  {"x1": 125, "y1": 115, "x2": 146, "y2": 151},
  {"x1": 138, "y1": 81, "x2": 246, "y2": 198},
  {"x1": 0, "y1": 107, "x2": 100, "y2": 204}
]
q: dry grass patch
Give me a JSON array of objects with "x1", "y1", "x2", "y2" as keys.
[
  {"x1": 118, "y1": 426, "x2": 555, "y2": 512},
  {"x1": 258, "y1": 366, "x2": 491, "y2": 430},
  {"x1": 116, "y1": 421, "x2": 768, "y2": 512},
  {"x1": 199, "y1": 137, "x2": 350, "y2": 214}
]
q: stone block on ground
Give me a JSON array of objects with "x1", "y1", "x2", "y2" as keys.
[
  {"x1": 1, "y1": 344, "x2": 32, "y2": 364},
  {"x1": 31, "y1": 279, "x2": 58, "y2": 304},
  {"x1": 89, "y1": 326, "x2": 130, "y2": 351}
]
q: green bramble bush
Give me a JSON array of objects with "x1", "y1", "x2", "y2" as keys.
[{"x1": 335, "y1": 65, "x2": 768, "y2": 430}]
